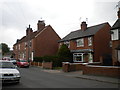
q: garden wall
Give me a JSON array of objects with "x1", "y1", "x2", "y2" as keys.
[
  {"x1": 30, "y1": 62, "x2": 52, "y2": 69},
  {"x1": 42, "y1": 62, "x2": 53, "y2": 69},
  {"x1": 83, "y1": 65, "x2": 120, "y2": 77},
  {"x1": 62, "y1": 62, "x2": 120, "y2": 77}
]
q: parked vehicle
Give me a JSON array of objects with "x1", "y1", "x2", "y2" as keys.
[
  {"x1": 2, "y1": 57, "x2": 11, "y2": 61},
  {"x1": 17, "y1": 60, "x2": 29, "y2": 68},
  {"x1": 0, "y1": 60, "x2": 21, "y2": 83},
  {"x1": 9, "y1": 58, "x2": 17, "y2": 65}
]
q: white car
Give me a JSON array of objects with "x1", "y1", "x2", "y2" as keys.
[{"x1": 0, "y1": 60, "x2": 21, "y2": 83}]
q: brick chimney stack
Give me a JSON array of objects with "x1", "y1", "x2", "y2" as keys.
[
  {"x1": 81, "y1": 21, "x2": 87, "y2": 31},
  {"x1": 117, "y1": 1, "x2": 120, "y2": 18},
  {"x1": 26, "y1": 24, "x2": 33, "y2": 36},
  {"x1": 37, "y1": 20, "x2": 45, "y2": 31},
  {"x1": 118, "y1": 8, "x2": 120, "y2": 18}
]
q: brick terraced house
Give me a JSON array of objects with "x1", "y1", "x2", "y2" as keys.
[
  {"x1": 110, "y1": 3, "x2": 120, "y2": 65},
  {"x1": 13, "y1": 20, "x2": 61, "y2": 61},
  {"x1": 59, "y1": 21, "x2": 112, "y2": 63}
]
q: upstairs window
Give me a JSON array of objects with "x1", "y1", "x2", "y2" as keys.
[
  {"x1": 64, "y1": 41, "x2": 70, "y2": 48},
  {"x1": 111, "y1": 29, "x2": 119, "y2": 40},
  {"x1": 88, "y1": 37, "x2": 92, "y2": 46},
  {"x1": 76, "y1": 38, "x2": 84, "y2": 47},
  {"x1": 16, "y1": 45, "x2": 17, "y2": 50},
  {"x1": 18, "y1": 44, "x2": 20, "y2": 50},
  {"x1": 29, "y1": 41, "x2": 32, "y2": 48},
  {"x1": 118, "y1": 50, "x2": 120, "y2": 62},
  {"x1": 25, "y1": 42, "x2": 27, "y2": 47}
]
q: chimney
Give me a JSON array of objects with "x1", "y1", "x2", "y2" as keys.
[
  {"x1": 26, "y1": 24, "x2": 33, "y2": 36},
  {"x1": 81, "y1": 21, "x2": 87, "y2": 31},
  {"x1": 117, "y1": 8, "x2": 120, "y2": 18},
  {"x1": 117, "y1": 1, "x2": 120, "y2": 18},
  {"x1": 37, "y1": 20, "x2": 45, "y2": 31}
]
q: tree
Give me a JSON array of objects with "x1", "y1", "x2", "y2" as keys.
[
  {"x1": 57, "y1": 44, "x2": 73, "y2": 63},
  {"x1": 1, "y1": 43, "x2": 10, "y2": 56}
]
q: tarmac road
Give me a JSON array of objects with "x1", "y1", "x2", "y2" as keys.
[{"x1": 2, "y1": 66, "x2": 119, "y2": 89}]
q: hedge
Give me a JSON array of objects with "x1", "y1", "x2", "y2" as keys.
[{"x1": 33, "y1": 44, "x2": 73, "y2": 67}]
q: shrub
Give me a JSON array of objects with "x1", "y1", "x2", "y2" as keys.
[
  {"x1": 33, "y1": 57, "x2": 43, "y2": 62},
  {"x1": 42, "y1": 56, "x2": 53, "y2": 62},
  {"x1": 57, "y1": 44, "x2": 73, "y2": 63}
]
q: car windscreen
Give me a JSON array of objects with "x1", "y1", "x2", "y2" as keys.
[
  {"x1": 0, "y1": 62, "x2": 16, "y2": 68},
  {"x1": 20, "y1": 60, "x2": 27, "y2": 62}
]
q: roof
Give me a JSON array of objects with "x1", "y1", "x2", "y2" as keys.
[
  {"x1": 59, "y1": 22, "x2": 108, "y2": 42},
  {"x1": 111, "y1": 19, "x2": 120, "y2": 30},
  {"x1": 14, "y1": 25, "x2": 50, "y2": 45}
]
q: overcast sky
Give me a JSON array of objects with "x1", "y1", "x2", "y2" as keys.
[{"x1": 0, "y1": 0, "x2": 120, "y2": 50}]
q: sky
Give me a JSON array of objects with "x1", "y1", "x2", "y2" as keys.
[{"x1": 0, "y1": 0, "x2": 120, "y2": 50}]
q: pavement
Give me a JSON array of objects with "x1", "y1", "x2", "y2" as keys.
[{"x1": 40, "y1": 67, "x2": 120, "y2": 85}]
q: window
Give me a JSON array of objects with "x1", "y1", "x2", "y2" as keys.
[
  {"x1": 118, "y1": 29, "x2": 120, "y2": 40},
  {"x1": 73, "y1": 53, "x2": 84, "y2": 62},
  {"x1": 118, "y1": 50, "x2": 120, "y2": 62},
  {"x1": 109, "y1": 41, "x2": 112, "y2": 47},
  {"x1": 88, "y1": 37, "x2": 92, "y2": 46},
  {"x1": 111, "y1": 29, "x2": 119, "y2": 40},
  {"x1": 29, "y1": 41, "x2": 32, "y2": 48},
  {"x1": 19, "y1": 44, "x2": 20, "y2": 50},
  {"x1": 64, "y1": 41, "x2": 70, "y2": 48},
  {"x1": 76, "y1": 38, "x2": 84, "y2": 47},
  {"x1": 16, "y1": 45, "x2": 17, "y2": 50},
  {"x1": 25, "y1": 42, "x2": 27, "y2": 47}
]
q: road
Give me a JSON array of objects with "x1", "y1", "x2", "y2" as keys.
[{"x1": 2, "y1": 66, "x2": 119, "y2": 88}]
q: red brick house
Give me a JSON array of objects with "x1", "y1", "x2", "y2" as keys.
[
  {"x1": 13, "y1": 20, "x2": 61, "y2": 61},
  {"x1": 110, "y1": 5, "x2": 120, "y2": 65},
  {"x1": 59, "y1": 21, "x2": 111, "y2": 63}
]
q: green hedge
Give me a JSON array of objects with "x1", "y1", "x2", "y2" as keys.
[
  {"x1": 33, "y1": 55, "x2": 71, "y2": 67},
  {"x1": 33, "y1": 44, "x2": 73, "y2": 67},
  {"x1": 33, "y1": 57, "x2": 43, "y2": 62}
]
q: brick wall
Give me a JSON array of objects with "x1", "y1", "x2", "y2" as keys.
[
  {"x1": 42, "y1": 62, "x2": 53, "y2": 69},
  {"x1": 31, "y1": 62, "x2": 42, "y2": 66},
  {"x1": 62, "y1": 62, "x2": 87, "y2": 72},
  {"x1": 31, "y1": 62, "x2": 53, "y2": 69},
  {"x1": 83, "y1": 65, "x2": 120, "y2": 77},
  {"x1": 62, "y1": 62, "x2": 120, "y2": 77}
]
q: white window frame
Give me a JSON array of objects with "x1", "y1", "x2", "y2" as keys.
[
  {"x1": 16, "y1": 45, "x2": 17, "y2": 50},
  {"x1": 19, "y1": 44, "x2": 20, "y2": 50},
  {"x1": 88, "y1": 37, "x2": 92, "y2": 46},
  {"x1": 73, "y1": 53, "x2": 84, "y2": 62},
  {"x1": 111, "y1": 29, "x2": 119, "y2": 40},
  {"x1": 118, "y1": 50, "x2": 120, "y2": 62},
  {"x1": 76, "y1": 38, "x2": 84, "y2": 47},
  {"x1": 29, "y1": 40, "x2": 32, "y2": 48}
]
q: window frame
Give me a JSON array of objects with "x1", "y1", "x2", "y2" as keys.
[
  {"x1": 88, "y1": 37, "x2": 92, "y2": 46},
  {"x1": 76, "y1": 38, "x2": 84, "y2": 47}
]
